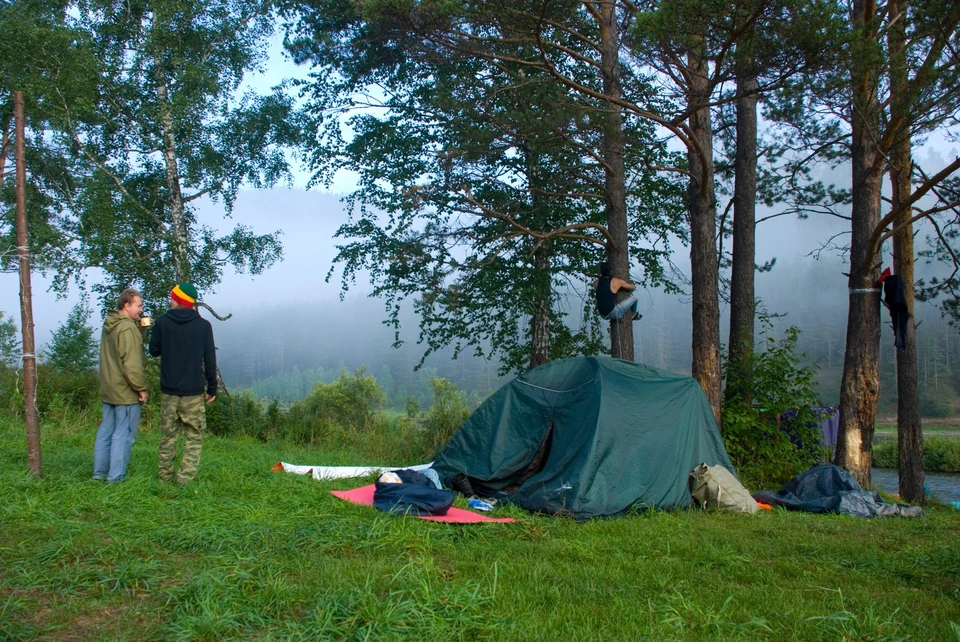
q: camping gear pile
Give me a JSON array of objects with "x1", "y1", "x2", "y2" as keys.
[
  {"x1": 372, "y1": 468, "x2": 455, "y2": 516},
  {"x1": 754, "y1": 464, "x2": 923, "y2": 518},
  {"x1": 281, "y1": 356, "x2": 922, "y2": 521}
]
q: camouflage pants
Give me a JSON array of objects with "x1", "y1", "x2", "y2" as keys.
[{"x1": 158, "y1": 393, "x2": 206, "y2": 484}]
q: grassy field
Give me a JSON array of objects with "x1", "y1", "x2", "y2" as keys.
[{"x1": 1, "y1": 413, "x2": 959, "y2": 641}]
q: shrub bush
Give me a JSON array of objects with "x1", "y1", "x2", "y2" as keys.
[
  {"x1": 873, "y1": 437, "x2": 960, "y2": 473},
  {"x1": 722, "y1": 323, "x2": 827, "y2": 490},
  {"x1": 282, "y1": 368, "x2": 385, "y2": 445},
  {"x1": 872, "y1": 440, "x2": 896, "y2": 468},
  {"x1": 421, "y1": 378, "x2": 470, "y2": 458},
  {"x1": 404, "y1": 395, "x2": 421, "y2": 418},
  {"x1": 35, "y1": 365, "x2": 100, "y2": 416},
  {"x1": 0, "y1": 365, "x2": 20, "y2": 415},
  {"x1": 206, "y1": 391, "x2": 266, "y2": 438},
  {"x1": 0, "y1": 364, "x2": 98, "y2": 425}
]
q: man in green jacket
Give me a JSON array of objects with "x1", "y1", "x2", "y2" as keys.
[{"x1": 94, "y1": 288, "x2": 148, "y2": 482}]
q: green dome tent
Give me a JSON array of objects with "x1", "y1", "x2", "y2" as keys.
[{"x1": 432, "y1": 356, "x2": 736, "y2": 519}]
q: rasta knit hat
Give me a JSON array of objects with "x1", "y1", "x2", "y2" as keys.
[{"x1": 171, "y1": 282, "x2": 198, "y2": 308}]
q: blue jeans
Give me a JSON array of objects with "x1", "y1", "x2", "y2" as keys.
[
  {"x1": 93, "y1": 403, "x2": 142, "y2": 482},
  {"x1": 602, "y1": 294, "x2": 640, "y2": 320}
]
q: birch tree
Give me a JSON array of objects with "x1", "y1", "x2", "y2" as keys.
[{"x1": 49, "y1": 0, "x2": 308, "y2": 308}]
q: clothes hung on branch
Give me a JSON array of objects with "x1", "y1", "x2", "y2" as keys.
[{"x1": 880, "y1": 272, "x2": 910, "y2": 349}]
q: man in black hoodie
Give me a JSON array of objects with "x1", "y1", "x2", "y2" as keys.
[{"x1": 149, "y1": 282, "x2": 217, "y2": 484}]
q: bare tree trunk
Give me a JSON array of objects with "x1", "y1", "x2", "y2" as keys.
[
  {"x1": 14, "y1": 92, "x2": 41, "y2": 478},
  {"x1": 727, "y1": 73, "x2": 758, "y2": 405},
  {"x1": 888, "y1": 0, "x2": 924, "y2": 504},
  {"x1": 529, "y1": 245, "x2": 551, "y2": 370},
  {"x1": 836, "y1": 0, "x2": 883, "y2": 488},
  {"x1": 688, "y1": 40, "x2": 723, "y2": 426},
  {"x1": 157, "y1": 77, "x2": 189, "y2": 282},
  {"x1": 599, "y1": 0, "x2": 634, "y2": 361}
]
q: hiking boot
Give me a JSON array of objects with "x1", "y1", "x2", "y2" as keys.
[{"x1": 447, "y1": 473, "x2": 475, "y2": 497}]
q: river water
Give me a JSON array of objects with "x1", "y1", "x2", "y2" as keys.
[{"x1": 871, "y1": 468, "x2": 960, "y2": 504}]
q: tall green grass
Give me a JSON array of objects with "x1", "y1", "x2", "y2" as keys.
[{"x1": 1, "y1": 411, "x2": 959, "y2": 641}]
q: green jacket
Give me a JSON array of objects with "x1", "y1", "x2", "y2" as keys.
[{"x1": 99, "y1": 311, "x2": 146, "y2": 405}]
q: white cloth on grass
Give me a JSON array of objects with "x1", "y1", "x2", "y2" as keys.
[{"x1": 276, "y1": 461, "x2": 433, "y2": 481}]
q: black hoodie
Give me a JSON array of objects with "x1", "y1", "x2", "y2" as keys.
[{"x1": 149, "y1": 308, "x2": 217, "y2": 397}]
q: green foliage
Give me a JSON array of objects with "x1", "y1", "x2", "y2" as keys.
[
  {"x1": 288, "y1": 0, "x2": 685, "y2": 373},
  {"x1": 206, "y1": 391, "x2": 268, "y2": 440},
  {"x1": 36, "y1": 361, "x2": 98, "y2": 407},
  {"x1": 43, "y1": 303, "x2": 98, "y2": 372},
  {"x1": 244, "y1": 363, "x2": 453, "y2": 410},
  {"x1": 421, "y1": 378, "x2": 470, "y2": 458},
  {"x1": 284, "y1": 368, "x2": 386, "y2": 445},
  {"x1": 722, "y1": 322, "x2": 826, "y2": 490},
  {"x1": 34, "y1": 365, "x2": 100, "y2": 420},
  {"x1": 206, "y1": 393, "x2": 299, "y2": 444},
  {"x1": 0, "y1": 311, "x2": 19, "y2": 368},
  {"x1": 0, "y1": 365, "x2": 19, "y2": 416},
  {"x1": 62, "y1": 0, "x2": 308, "y2": 309},
  {"x1": 1, "y1": 0, "x2": 309, "y2": 312},
  {"x1": 0, "y1": 303, "x2": 101, "y2": 419},
  {"x1": 265, "y1": 398, "x2": 283, "y2": 441},
  {"x1": 377, "y1": 365, "x2": 396, "y2": 406},
  {"x1": 0, "y1": 363, "x2": 97, "y2": 418},
  {"x1": 404, "y1": 395, "x2": 421, "y2": 418},
  {"x1": 873, "y1": 437, "x2": 960, "y2": 473},
  {"x1": 0, "y1": 2, "x2": 99, "y2": 285},
  {"x1": 872, "y1": 442, "x2": 895, "y2": 469}
]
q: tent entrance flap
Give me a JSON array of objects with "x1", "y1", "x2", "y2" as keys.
[
  {"x1": 503, "y1": 419, "x2": 554, "y2": 494},
  {"x1": 467, "y1": 419, "x2": 555, "y2": 497}
]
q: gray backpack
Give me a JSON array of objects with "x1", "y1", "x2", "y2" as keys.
[{"x1": 689, "y1": 463, "x2": 760, "y2": 514}]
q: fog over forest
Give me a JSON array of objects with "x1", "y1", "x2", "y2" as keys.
[{"x1": 3, "y1": 147, "x2": 960, "y2": 416}]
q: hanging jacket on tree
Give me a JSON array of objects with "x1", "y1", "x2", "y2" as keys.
[{"x1": 883, "y1": 274, "x2": 909, "y2": 349}]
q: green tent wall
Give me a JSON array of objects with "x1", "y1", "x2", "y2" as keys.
[{"x1": 432, "y1": 356, "x2": 735, "y2": 519}]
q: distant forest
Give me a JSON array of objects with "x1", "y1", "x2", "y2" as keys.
[{"x1": 216, "y1": 253, "x2": 960, "y2": 418}]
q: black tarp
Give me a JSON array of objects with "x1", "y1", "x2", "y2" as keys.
[{"x1": 753, "y1": 464, "x2": 922, "y2": 518}]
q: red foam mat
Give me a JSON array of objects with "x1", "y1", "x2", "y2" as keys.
[{"x1": 331, "y1": 485, "x2": 515, "y2": 523}]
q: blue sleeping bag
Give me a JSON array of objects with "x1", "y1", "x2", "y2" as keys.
[{"x1": 373, "y1": 469, "x2": 455, "y2": 516}]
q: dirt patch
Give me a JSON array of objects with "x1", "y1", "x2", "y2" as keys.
[{"x1": 5, "y1": 587, "x2": 161, "y2": 641}]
